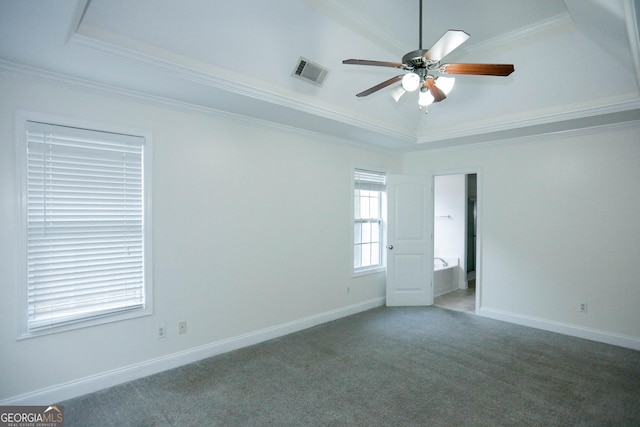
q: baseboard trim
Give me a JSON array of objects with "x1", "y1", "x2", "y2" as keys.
[
  {"x1": 1, "y1": 297, "x2": 385, "y2": 405},
  {"x1": 434, "y1": 286, "x2": 458, "y2": 297},
  {"x1": 478, "y1": 307, "x2": 640, "y2": 351}
]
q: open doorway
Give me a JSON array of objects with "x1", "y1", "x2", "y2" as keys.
[
  {"x1": 466, "y1": 173, "x2": 477, "y2": 289},
  {"x1": 432, "y1": 173, "x2": 478, "y2": 313}
]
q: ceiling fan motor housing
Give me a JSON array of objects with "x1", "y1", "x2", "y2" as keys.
[{"x1": 402, "y1": 49, "x2": 430, "y2": 69}]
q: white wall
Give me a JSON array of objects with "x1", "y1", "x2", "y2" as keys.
[
  {"x1": 434, "y1": 174, "x2": 466, "y2": 289},
  {"x1": 404, "y1": 123, "x2": 640, "y2": 348},
  {"x1": 0, "y1": 73, "x2": 401, "y2": 403},
  {"x1": 2, "y1": 68, "x2": 638, "y2": 403}
]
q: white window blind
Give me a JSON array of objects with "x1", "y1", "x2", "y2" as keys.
[
  {"x1": 25, "y1": 121, "x2": 146, "y2": 331},
  {"x1": 354, "y1": 169, "x2": 386, "y2": 271},
  {"x1": 354, "y1": 169, "x2": 386, "y2": 192}
]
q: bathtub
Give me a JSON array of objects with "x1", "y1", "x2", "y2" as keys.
[{"x1": 433, "y1": 257, "x2": 459, "y2": 297}]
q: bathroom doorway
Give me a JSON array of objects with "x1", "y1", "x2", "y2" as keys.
[
  {"x1": 466, "y1": 174, "x2": 477, "y2": 289},
  {"x1": 433, "y1": 172, "x2": 478, "y2": 313}
]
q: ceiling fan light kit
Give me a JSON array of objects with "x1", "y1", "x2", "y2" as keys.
[
  {"x1": 435, "y1": 76, "x2": 455, "y2": 95},
  {"x1": 343, "y1": 0, "x2": 514, "y2": 114},
  {"x1": 401, "y1": 72, "x2": 421, "y2": 92},
  {"x1": 418, "y1": 88, "x2": 434, "y2": 107}
]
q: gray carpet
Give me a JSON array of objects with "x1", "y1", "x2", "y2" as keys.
[{"x1": 59, "y1": 307, "x2": 640, "y2": 426}]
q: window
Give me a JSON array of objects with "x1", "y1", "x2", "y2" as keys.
[
  {"x1": 18, "y1": 117, "x2": 151, "y2": 337},
  {"x1": 354, "y1": 168, "x2": 386, "y2": 272}
]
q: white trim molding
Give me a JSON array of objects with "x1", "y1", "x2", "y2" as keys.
[
  {"x1": 478, "y1": 307, "x2": 640, "y2": 351},
  {"x1": 66, "y1": 31, "x2": 414, "y2": 144},
  {"x1": 0, "y1": 60, "x2": 405, "y2": 154},
  {"x1": 0, "y1": 297, "x2": 385, "y2": 406}
]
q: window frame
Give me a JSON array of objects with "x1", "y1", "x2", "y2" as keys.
[
  {"x1": 15, "y1": 111, "x2": 153, "y2": 339},
  {"x1": 353, "y1": 168, "x2": 387, "y2": 275}
]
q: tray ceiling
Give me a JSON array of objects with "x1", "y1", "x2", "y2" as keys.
[{"x1": 1, "y1": 0, "x2": 639, "y2": 151}]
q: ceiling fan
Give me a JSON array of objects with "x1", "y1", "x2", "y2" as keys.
[{"x1": 342, "y1": 0, "x2": 514, "y2": 111}]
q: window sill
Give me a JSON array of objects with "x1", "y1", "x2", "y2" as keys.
[
  {"x1": 17, "y1": 307, "x2": 152, "y2": 340},
  {"x1": 352, "y1": 267, "x2": 386, "y2": 278}
]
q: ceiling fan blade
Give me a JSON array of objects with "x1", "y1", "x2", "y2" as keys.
[
  {"x1": 355, "y1": 75, "x2": 404, "y2": 97},
  {"x1": 343, "y1": 59, "x2": 404, "y2": 68},
  {"x1": 423, "y1": 30, "x2": 470, "y2": 62},
  {"x1": 424, "y1": 79, "x2": 446, "y2": 102},
  {"x1": 390, "y1": 84, "x2": 407, "y2": 102},
  {"x1": 440, "y1": 63, "x2": 515, "y2": 76}
]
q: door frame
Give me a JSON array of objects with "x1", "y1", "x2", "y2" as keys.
[{"x1": 432, "y1": 168, "x2": 482, "y2": 313}]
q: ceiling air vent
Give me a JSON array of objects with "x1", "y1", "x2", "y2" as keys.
[{"x1": 292, "y1": 57, "x2": 328, "y2": 87}]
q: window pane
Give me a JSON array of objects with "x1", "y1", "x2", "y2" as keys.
[
  {"x1": 361, "y1": 243, "x2": 371, "y2": 267},
  {"x1": 354, "y1": 223, "x2": 362, "y2": 244},
  {"x1": 361, "y1": 222, "x2": 371, "y2": 243},
  {"x1": 359, "y1": 195, "x2": 370, "y2": 218},
  {"x1": 371, "y1": 222, "x2": 380, "y2": 243},
  {"x1": 371, "y1": 243, "x2": 380, "y2": 265},
  {"x1": 354, "y1": 244, "x2": 362, "y2": 268},
  {"x1": 369, "y1": 193, "x2": 380, "y2": 217}
]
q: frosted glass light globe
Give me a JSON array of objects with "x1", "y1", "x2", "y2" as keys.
[
  {"x1": 401, "y1": 73, "x2": 420, "y2": 92},
  {"x1": 418, "y1": 89, "x2": 434, "y2": 106},
  {"x1": 436, "y1": 76, "x2": 455, "y2": 94}
]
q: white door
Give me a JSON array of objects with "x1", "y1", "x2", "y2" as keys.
[{"x1": 386, "y1": 175, "x2": 434, "y2": 306}]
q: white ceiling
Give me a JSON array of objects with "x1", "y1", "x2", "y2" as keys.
[{"x1": 1, "y1": 0, "x2": 639, "y2": 151}]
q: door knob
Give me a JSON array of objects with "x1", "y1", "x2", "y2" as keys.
[{"x1": 387, "y1": 245, "x2": 394, "y2": 250}]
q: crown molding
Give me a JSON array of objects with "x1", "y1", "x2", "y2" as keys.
[
  {"x1": 8, "y1": 4, "x2": 636, "y2": 154},
  {"x1": 418, "y1": 113, "x2": 640, "y2": 154},
  {"x1": 0, "y1": 59, "x2": 237, "y2": 119},
  {"x1": 66, "y1": 30, "x2": 414, "y2": 144},
  {"x1": 0, "y1": 60, "x2": 406, "y2": 154},
  {"x1": 417, "y1": 92, "x2": 640, "y2": 145},
  {"x1": 5, "y1": 50, "x2": 636, "y2": 156},
  {"x1": 65, "y1": 9, "x2": 632, "y2": 151}
]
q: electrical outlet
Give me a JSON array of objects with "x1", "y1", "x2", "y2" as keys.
[
  {"x1": 579, "y1": 302, "x2": 588, "y2": 313},
  {"x1": 178, "y1": 321, "x2": 187, "y2": 334},
  {"x1": 158, "y1": 323, "x2": 166, "y2": 339}
]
